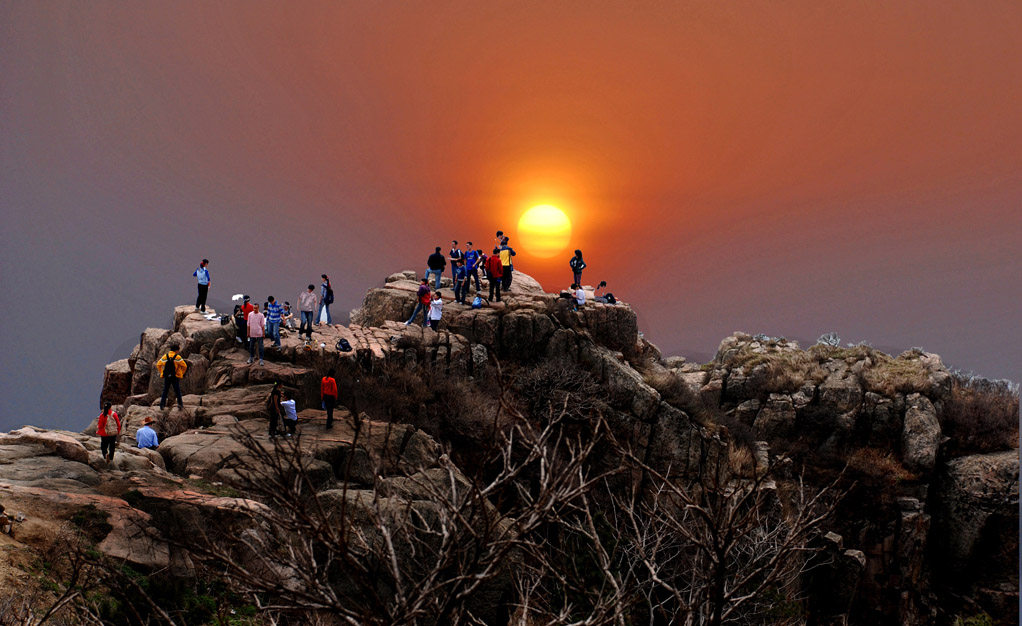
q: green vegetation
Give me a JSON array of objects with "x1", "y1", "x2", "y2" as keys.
[{"x1": 69, "y1": 504, "x2": 113, "y2": 543}]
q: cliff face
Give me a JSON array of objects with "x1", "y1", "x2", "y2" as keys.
[{"x1": 0, "y1": 270, "x2": 1016, "y2": 625}]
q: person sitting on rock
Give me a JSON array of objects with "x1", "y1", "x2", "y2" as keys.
[
  {"x1": 281, "y1": 301, "x2": 296, "y2": 330},
  {"x1": 405, "y1": 279, "x2": 431, "y2": 326},
  {"x1": 322, "y1": 368, "x2": 338, "y2": 429},
  {"x1": 266, "y1": 382, "x2": 284, "y2": 438},
  {"x1": 573, "y1": 283, "x2": 586, "y2": 310},
  {"x1": 136, "y1": 416, "x2": 159, "y2": 449},
  {"x1": 427, "y1": 247, "x2": 447, "y2": 290},
  {"x1": 428, "y1": 290, "x2": 444, "y2": 330},
  {"x1": 157, "y1": 346, "x2": 187, "y2": 410},
  {"x1": 486, "y1": 247, "x2": 504, "y2": 302},
  {"x1": 280, "y1": 390, "x2": 298, "y2": 437},
  {"x1": 96, "y1": 401, "x2": 122, "y2": 462}
]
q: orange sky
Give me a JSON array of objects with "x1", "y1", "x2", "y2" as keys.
[{"x1": 2, "y1": 1, "x2": 1021, "y2": 427}]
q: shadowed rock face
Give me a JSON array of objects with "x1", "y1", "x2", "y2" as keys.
[{"x1": 0, "y1": 273, "x2": 1016, "y2": 624}]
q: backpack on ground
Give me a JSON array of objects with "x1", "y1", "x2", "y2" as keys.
[
  {"x1": 471, "y1": 296, "x2": 483, "y2": 309},
  {"x1": 336, "y1": 338, "x2": 353, "y2": 352}
]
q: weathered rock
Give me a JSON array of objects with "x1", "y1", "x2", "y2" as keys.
[
  {"x1": 900, "y1": 393, "x2": 941, "y2": 474},
  {"x1": 752, "y1": 394, "x2": 796, "y2": 439},
  {"x1": 100, "y1": 359, "x2": 133, "y2": 407},
  {"x1": 580, "y1": 343, "x2": 661, "y2": 421},
  {"x1": 0, "y1": 427, "x2": 90, "y2": 465}
]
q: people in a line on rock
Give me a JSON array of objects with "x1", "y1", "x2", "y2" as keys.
[
  {"x1": 405, "y1": 279, "x2": 431, "y2": 326},
  {"x1": 97, "y1": 401, "x2": 122, "y2": 462},
  {"x1": 428, "y1": 290, "x2": 444, "y2": 330},
  {"x1": 453, "y1": 262, "x2": 468, "y2": 304},
  {"x1": 573, "y1": 283, "x2": 586, "y2": 310},
  {"x1": 193, "y1": 259, "x2": 211, "y2": 313},
  {"x1": 157, "y1": 346, "x2": 187, "y2": 410},
  {"x1": 266, "y1": 382, "x2": 284, "y2": 438},
  {"x1": 449, "y1": 240, "x2": 463, "y2": 283},
  {"x1": 464, "y1": 242, "x2": 482, "y2": 293},
  {"x1": 486, "y1": 247, "x2": 504, "y2": 302},
  {"x1": 136, "y1": 416, "x2": 159, "y2": 449},
  {"x1": 247, "y1": 303, "x2": 266, "y2": 365},
  {"x1": 298, "y1": 285, "x2": 317, "y2": 341},
  {"x1": 322, "y1": 368, "x2": 338, "y2": 429},
  {"x1": 280, "y1": 390, "x2": 298, "y2": 437},
  {"x1": 265, "y1": 296, "x2": 283, "y2": 347},
  {"x1": 499, "y1": 237, "x2": 516, "y2": 291},
  {"x1": 318, "y1": 274, "x2": 333, "y2": 326},
  {"x1": 570, "y1": 249, "x2": 586, "y2": 286},
  {"x1": 427, "y1": 247, "x2": 446, "y2": 290}
]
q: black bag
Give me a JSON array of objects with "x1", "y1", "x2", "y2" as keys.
[
  {"x1": 163, "y1": 353, "x2": 178, "y2": 378},
  {"x1": 605, "y1": 293, "x2": 616, "y2": 304},
  {"x1": 325, "y1": 287, "x2": 335, "y2": 305},
  {"x1": 219, "y1": 315, "x2": 231, "y2": 326},
  {"x1": 336, "y1": 338, "x2": 352, "y2": 352}
]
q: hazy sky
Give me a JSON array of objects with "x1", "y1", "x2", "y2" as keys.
[{"x1": 2, "y1": 2, "x2": 1020, "y2": 431}]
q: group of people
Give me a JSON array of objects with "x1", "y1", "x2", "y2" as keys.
[{"x1": 95, "y1": 402, "x2": 160, "y2": 464}]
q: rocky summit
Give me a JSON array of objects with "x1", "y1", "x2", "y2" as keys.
[{"x1": 0, "y1": 271, "x2": 1017, "y2": 626}]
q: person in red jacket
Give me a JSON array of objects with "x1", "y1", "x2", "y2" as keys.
[
  {"x1": 405, "y1": 279, "x2": 431, "y2": 326},
  {"x1": 322, "y1": 368, "x2": 338, "y2": 429},
  {"x1": 96, "y1": 401, "x2": 122, "y2": 462},
  {"x1": 486, "y1": 247, "x2": 504, "y2": 302}
]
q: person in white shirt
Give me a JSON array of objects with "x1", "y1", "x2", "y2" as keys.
[
  {"x1": 428, "y1": 291, "x2": 444, "y2": 330},
  {"x1": 280, "y1": 390, "x2": 298, "y2": 437},
  {"x1": 247, "y1": 303, "x2": 266, "y2": 365},
  {"x1": 573, "y1": 283, "x2": 586, "y2": 309}
]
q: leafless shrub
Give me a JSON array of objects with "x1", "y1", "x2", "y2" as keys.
[
  {"x1": 846, "y1": 447, "x2": 917, "y2": 487},
  {"x1": 941, "y1": 373, "x2": 1019, "y2": 456},
  {"x1": 513, "y1": 358, "x2": 608, "y2": 422}
]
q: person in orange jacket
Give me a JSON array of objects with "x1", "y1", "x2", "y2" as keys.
[
  {"x1": 96, "y1": 401, "x2": 122, "y2": 462},
  {"x1": 322, "y1": 368, "x2": 338, "y2": 429},
  {"x1": 156, "y1": 346, "x2": 188, "y2": 410}
]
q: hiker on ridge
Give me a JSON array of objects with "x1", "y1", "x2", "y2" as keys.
[
  {"x1": 298, "y1": 285, "x2": 317, "y2": 341},
  {"x1": 449, "y1": 240, "x2": 463, "y2": 283},
  {"x1": 157, "y1": 345, "x2": 187, "y2": 410},
  {"x1": 570, "y1": 249, "x2": 587, "y2": 286},
  {"x1": 405, "y1": 279, "x2": 431, "y2": 326},
  {"x1": 427, "y1": 247, "x2": 446, "y2": 290},
  {"x1": 266, "y1": 382, "x2": 284, "y2": 438},
  {"x1": 428, "y1": 290, "x2": 444, "y2": 330},
  {"x1": 464, "y1": 242, "x2": 482, "y2": 293},
  {"x1": 96, "y1": 401, "x2": 122, "y2": 462},
  {"x1": 193, "y1": 259, "x2": 211, "y2": 313},
  {"x1": 318, "y1": 274, "x2": 333, "y2": 326},
  {"x1": 280, "y1": 390, "x2": 298, "y2": 437},
  {"x1": 486, "y1": 247, "x2": 504, "y2": 302},
  {"x1": 266, "y1": 296, "x2": 283, "y2": 347},
  {"x1": 499, "y1": 237, "x2": 516, "y2": 292},
  {"x1": 322, "y1": 368, "x2": 338, "y2": 429},
  {"x1": 248, "y1": 303, "x2": 266, "y2": 366}
]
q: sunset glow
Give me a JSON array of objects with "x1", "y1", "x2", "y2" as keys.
[{"x1": 517, "y1": 205, "x2": 572, "y2": 258}]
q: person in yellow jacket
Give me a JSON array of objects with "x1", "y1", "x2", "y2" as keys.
[{"x1": 157, "y1": 346, "x2": 188, "y2": 410}]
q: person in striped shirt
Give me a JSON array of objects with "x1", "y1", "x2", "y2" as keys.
[{"x1": 265, "y1": 296, "x2": 284, "y2": 347}]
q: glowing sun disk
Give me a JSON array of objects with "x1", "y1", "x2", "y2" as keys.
[{"x1": 518, "y1": 205, "x2": 572, "y2": 258}]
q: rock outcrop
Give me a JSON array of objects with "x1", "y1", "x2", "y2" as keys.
[{"x1": 0, "y1": 274, "x2": 1016, "y2": 625}]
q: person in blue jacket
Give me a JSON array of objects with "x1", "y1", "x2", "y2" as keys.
[{"x1": 193, "y1": 259, "x2": 211, "y2": 312}]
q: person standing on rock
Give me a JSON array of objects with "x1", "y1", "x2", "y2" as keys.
[
  {"x1": 569, "y1": 249, "x2": 586, "y2": 286},
  {"x1": 233, "y1": 304, "x2": 248, "y2": 348},
  {"x1": 453, "y1": 262, "x2": 468, "y2": 304},
  {"x1": 318, "y1": 274, "x2": 334, "y2": 326},
  {"x1": 240, "y1": 295, "x2": 255, "y2": 349},
  {"x1": 266, "y1": 382, "x2": 284, "y2": 438},
  {"x1": 280, "y1": 390, "x2": 298, "y2": 437},
  {"x1": 499, "y1": 237, "x2": 516, "y2": 292},
  {"x1": 298, "y1": 285, "x2": 317, "y2": 341},
  {"x1": 449, "y1": 240, "x2": 463, "y2": 283},
  {"x1": 486, "y1": 247, "x2": 504, "y2": 302},
  {"x1": 428, "y1": 290, "x2": 444, "y2": 330},
  {"x1": 157, "y1": 346, "x2": 187, "y2": 410},
  {"x1": 248, "y1": 303, "x2": 266, "y2": 366},
  {"x1": 322, "y1": 368, "x2": 338, "y2": 429},
  {"x1": 193, "y1": 259, "x2": 211, "y2": 313},
  {"x1": 427, "y1": 247, "x2": 446, "y2": 290},
  {"x1": 464, "y1": 242, "x2": 482, "y2": 294},
  {"x1": 136, "y1": 416, "x2": 159, "y2": 449},
  {"x1": 266, "y1": 296, "x2": 283, "y2": 347},
  {"x1": 405, "y1": 279, "x2": 431, "y2": 326},
  {"x1": 96, "y1": 401, "x2": 122, "y2": 462}
]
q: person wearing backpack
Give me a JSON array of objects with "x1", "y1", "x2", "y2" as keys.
[
  {"x1": 318, "y1": 274, "x2": 334, "y2": 326},
  {"x1": 157, "y1": 346, "x2": 188, "y2": 410},
  {"x1": 322, "y1": 368, "x2": 338, "y2": 429},
  {"x1": 486, "y1": 247, "x2": 504, "y2": 302},
  {"x1": 192, "y1": 259, "x2": 211, "y2": 313},
  {"x1": 405, "y1": 279, "x2": 431, "y2": 326},
  {"x1": 499, "y1": 238, "x2": 516, "y2": 291},
  {"x1": 569, "y1": 249, "x2": 587, "y2": 286},
  {"x1": 96, "y1": 401, "x2": 122, "y2": 462},
  {"x1": 463, "y1": 242, "x2": 482, "y2": 294},
  {"x1": 453, "y1": 263, "x2": 468, "y2": 304}
]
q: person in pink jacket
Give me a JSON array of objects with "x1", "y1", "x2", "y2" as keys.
[{"x1": 247, "y1": 303, "x2": 266, "y2": 366}]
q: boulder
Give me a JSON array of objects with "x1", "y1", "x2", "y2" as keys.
[
  {"x1": 504, "y1": 270, "x2": 544, "y2": 296},
  {"x1": 100, "y1": 359, "x2": 133, "y2": 407},
  {"x1": 146, "y1": 354, "x2": 210, "y2": 400},
  {"x1": 178, "y1": 310, "x2": 235, "y2": 349},
  {"x1": 900, "y1": 393, "x2": 941, "y2": 474},
  {"x1": 131, "y1": 328, "x2": 172, "y2": 395},
  {"x1": 0, "y1": 427, "x2": 90, "y2": 465},
  {"x1": 752, "y1": 394, "x2": 796, "y2": 439}
]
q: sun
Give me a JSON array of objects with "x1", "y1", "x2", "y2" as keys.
[{"x1": 517, "y1": 205, "x2": 572, "y2": 258}]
